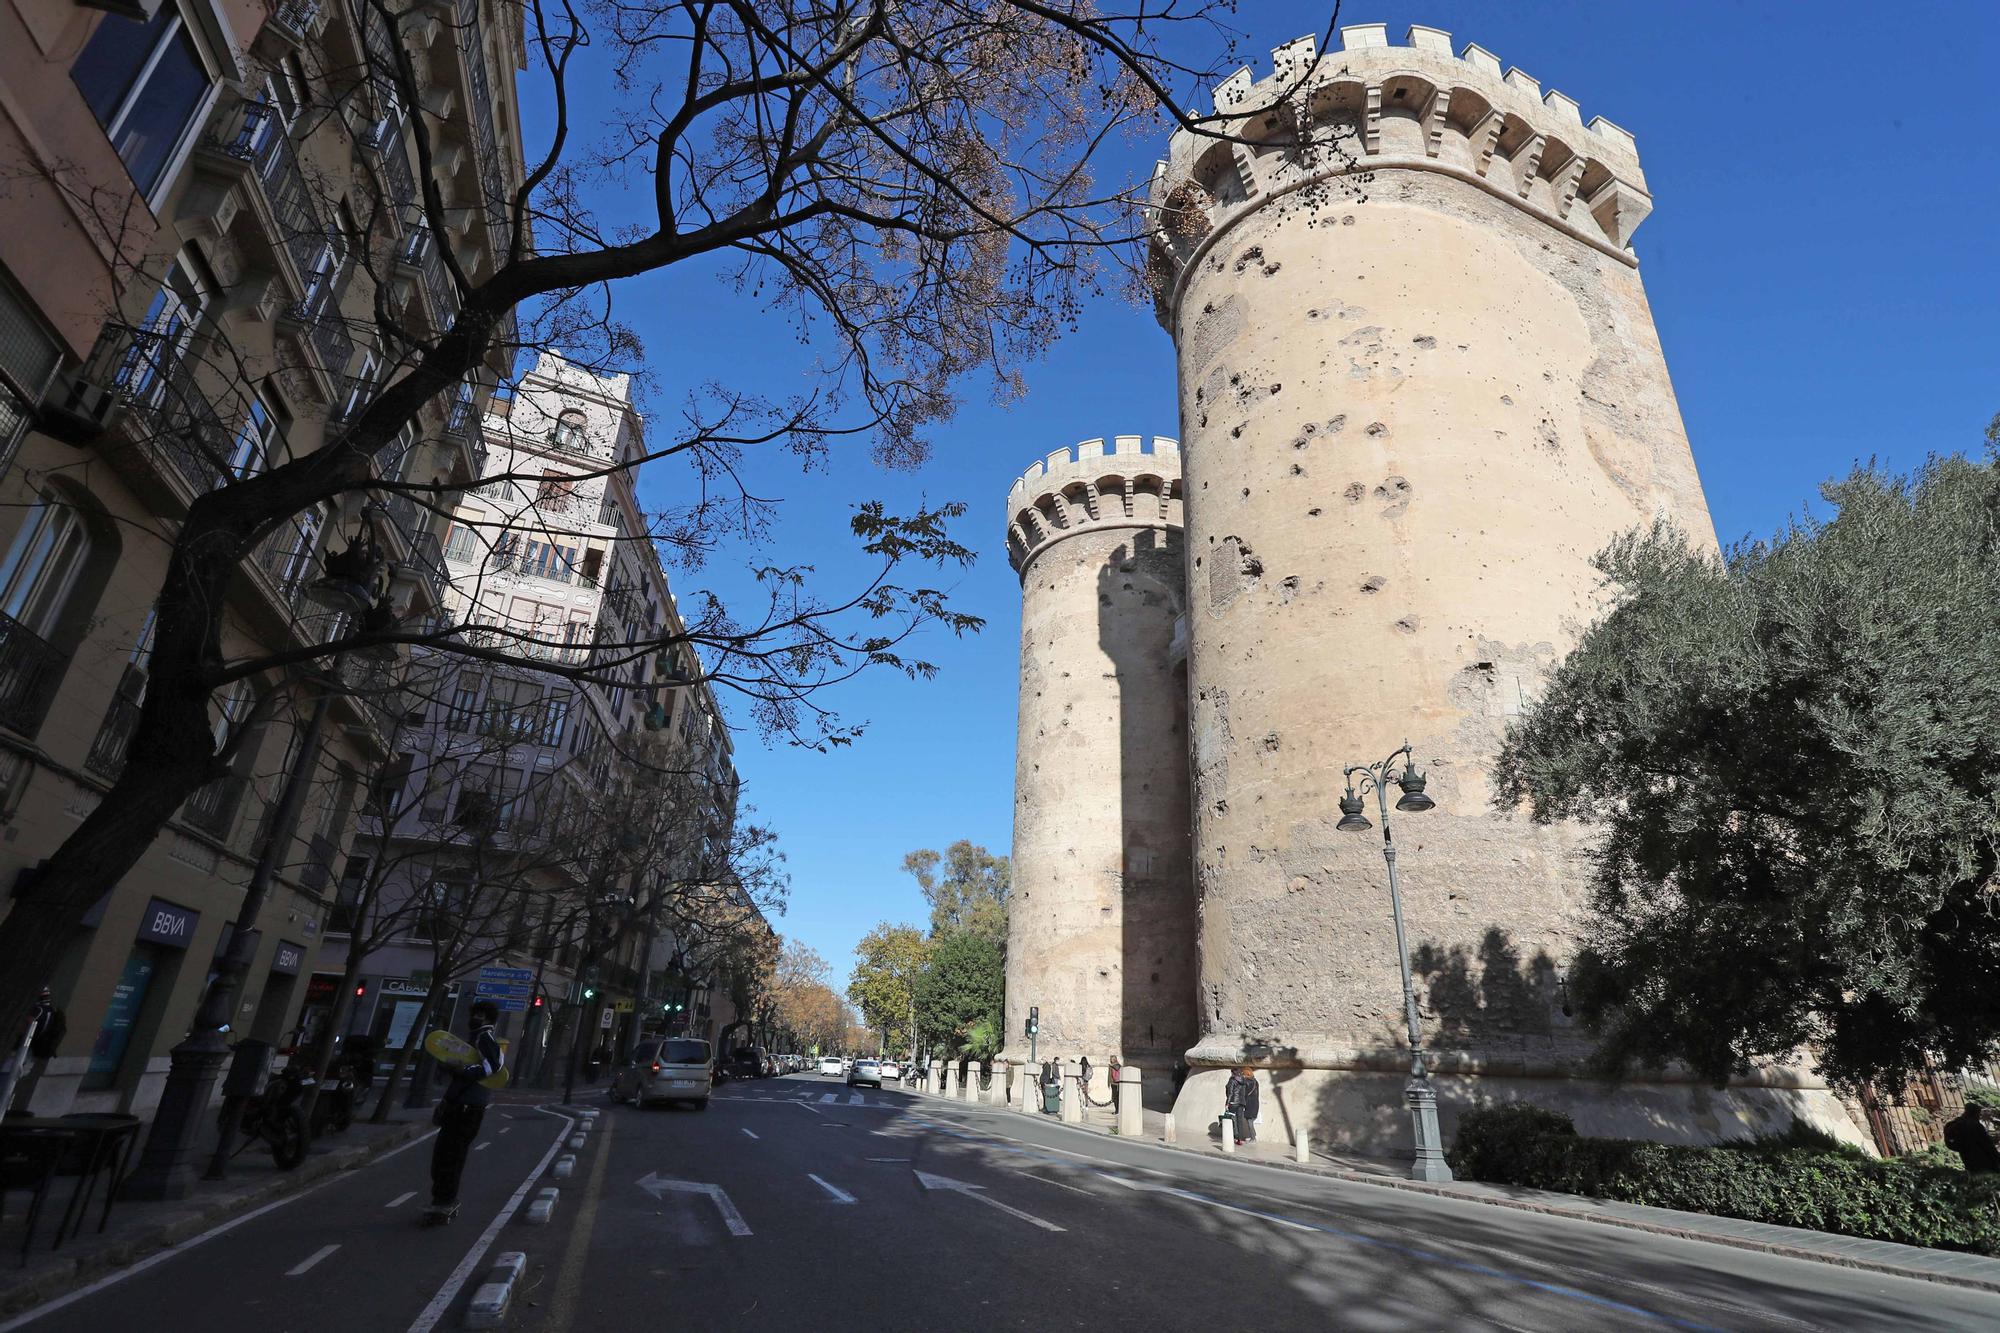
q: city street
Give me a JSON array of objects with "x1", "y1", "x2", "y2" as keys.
[{"x1": 4, "y1": 1074, "x2": 1996, "y2": 1332}]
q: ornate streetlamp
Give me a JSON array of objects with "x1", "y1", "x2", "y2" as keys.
[{"x1": 1337, "y1": 742, "x2": 1453, "y2": 1183}]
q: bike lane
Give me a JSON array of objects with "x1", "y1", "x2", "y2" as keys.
[{"x1": 2, "y1": 1103, "x2": 578, "y2": 1333}]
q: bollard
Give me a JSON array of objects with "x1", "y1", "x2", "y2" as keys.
[
  {"x1": 525, "y1": 1186, "x2": 560, "y2": 1224},
  {"x1": 989, "y1": 1067, "x2": 1008, "y2": 1106},
  {"x1": 963, "y1": 1063, "x2": 982, "y2": 1103},
  {"x1": 939, "y1": 1063, "x2": 954, "y2": 1099},
  {"x1": 1016, "y1": 1066, "x2": 1037, "y2": 1116},
  {"x1": 1116, "y1": 1066, "x2": 1143, "y2": 1138},
  {"x1": 1218, "y1": 1114, "x2": 1236, "y2": 1153},
  {"x1": 929, "y1": 1060, "x2": 943, "y2": 1097},
  {"x1": 1295, "y1": 1130, "x2": 1311, "y2": 1164},
  {"x1": 568, "y1": 1133, "x2": 586, "y2": 1151},
  {"x1": 1061, "y1": 1062, "x2": 1083, "y2": 1124},
  {"x1": 552, "y1": 1154, "x2": 577, "y2": 1180},
  {"x1": 1163, "y1": 1113, "x2": 1177, "y2": 1143}
]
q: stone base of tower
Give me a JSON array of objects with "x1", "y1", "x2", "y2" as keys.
[{"x1": 1167, "y1": 1047, "x2": 1871, "y2": 1161}]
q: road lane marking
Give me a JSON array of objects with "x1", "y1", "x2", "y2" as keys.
[
  {"x1": 286, "y1": 1244, "x2": 341, "y2": 1276},
  {"x1": 865, "y1": 1157, "x2": 911, "y2": 1162},
  {"x1": 741, "y1": 1128, "x2": 759, "y2": 1139},
  {"x1": 386, "y1": 1191, "x2": 418, "y2": 1209},
  {"x1": 498, "y1": 1127, "x2": 511, "y2": 1135},
  {"x1": 794, "y1": 1100, "x2": 824, "y2": 1116},
  {"x1": 636, "y1": 1174, "x2": 752, "y2": 1235},
  {"x1": 1014, "y1": 1169, "x2": 1097, "y2": 1197},
  {"x1": 406, "y1": 1105, "x2": 579, "y2": 1333},
  {"x1": 0, "y1": 1129, "x2": 436, "y2": 1333},
  {"x1": 474, "y1": 1141, "x2": 490, "y2": 1151},
  {"x1": 808, "y1": 1174, "x2": 857, "y2": 1204},
  {"x1": 847, "y1": 1094, "x2": 867, "y2": 1106},
  {"x1": 820, "y1": 1093, "x2": 839, "y2": 1104},
  {"x1": 915, "y1": 1169, "x2": 1064, "y2": 1232}
]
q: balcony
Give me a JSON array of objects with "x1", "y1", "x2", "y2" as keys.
[
  {"x1": 84, "y1": 670, "x2": 146, "y2": 779},
  {"x1": 201, "y1": 100, "x2": 331, "y2": 300},
  {"x1": 360, "y1": 116, "x2": 418, "y2": 230},
  {"x1": 0, "y1": 610, "x2": 69, "y2": 739},
  {"x1": 284, "y1": 294, "x2": 356, "y2": 384},
  {"x1": 398, "y1": 226, "x2": 459, "y2": 331},
  {"x1": 182, "y1": 773, "x2": 249, "y2": 841},
  {"x1": 70, "y1": 324, "x2": 236, "y2": 499},
  {"x1": 403, "y1": 528, "x2": 452, "y2": 612},
  {"x1": 442, "y1": 393, "x2": 486, "y2": 479}
]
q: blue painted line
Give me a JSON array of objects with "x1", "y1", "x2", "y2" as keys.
[{"x1": 904, "y1": 1113, "x2": 1719, "y2": 1332}]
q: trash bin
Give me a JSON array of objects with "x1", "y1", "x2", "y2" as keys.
[{"x1": 1042, "y1": 1080, "x2": 1061, "y2": 1115}]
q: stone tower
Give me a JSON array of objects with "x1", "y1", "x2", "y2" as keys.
[
  {"x1": 1142, "y1": 24, "x2": 1858, "y2": 1149},
  {"x1": 1001, "y1": 436, "x2": 1197, "y2": 1073}
]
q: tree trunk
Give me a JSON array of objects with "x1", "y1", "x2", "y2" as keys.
[{"x1": 369, "y1": 977, "x2": 445, "y2": 1123}]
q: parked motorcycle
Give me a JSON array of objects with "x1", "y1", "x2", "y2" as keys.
[{"x1": 220, "y1": 1065, "x2": 309, "y2": 1170}]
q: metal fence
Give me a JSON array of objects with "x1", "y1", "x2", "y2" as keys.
[{"x1": 1856, "y1": 1056, "x2": 2000, "y2": 1156}]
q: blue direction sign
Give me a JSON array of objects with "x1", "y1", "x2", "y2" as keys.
[{"x1": 476, "y1": 966, "x2": 534, "y2": 1011}]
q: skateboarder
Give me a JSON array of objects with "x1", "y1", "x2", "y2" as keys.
[{"x1": 425, "y1": 1001, "x2": 503, "y2": 1222}]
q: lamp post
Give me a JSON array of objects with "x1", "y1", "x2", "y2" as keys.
[{"x1": 1337, "y1": 741, "x2": 1453, "y2": 1183}]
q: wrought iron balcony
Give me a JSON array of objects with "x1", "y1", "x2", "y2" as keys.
[
  {"x1": 398, "y1": 225, "x2": 460, "y2": 330},
  {"x1": 443, "y1": 393, "x2": 486, "y2": 476},
  {"x1": 182, "y1": 773, "x2": 248, "y2": 840},
  {"x1": 203, "y1": 99, "x2": 331, "y2": 297},
  {"x1": 287, "y1": 295, "x2": 355, "y2": 381},
  {"x1": 360, "y1": 115, "x2": 418, "y2": 222},
  {"x1": 0, "y1": 610, "x2": 69, "y2": 739},
  {"x1": 84, "y1": 668, "x2": 146, "y2": 778},
  {"x1": 404, "y1": 527, "x2": 452, "y2": 611},
  {"x1": 76, "y1": 324, "x2": 236, "y2": 497}
]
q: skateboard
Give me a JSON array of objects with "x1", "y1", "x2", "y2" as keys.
[{"x1": 419, "y1": 1203, "x2": 459, "y2": 1226}]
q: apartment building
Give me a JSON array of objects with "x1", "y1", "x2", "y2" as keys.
[
  {"x1": 315, "y1": 352, "x2": 748, "y2": 1088},
  {"x1": 0, "y1": 0, "x2": 524, "y2": 1117}
]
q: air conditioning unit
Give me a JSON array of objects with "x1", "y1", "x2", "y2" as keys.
[{"x1": 36, "y1": 373, "x2": 122, "y2": 446}]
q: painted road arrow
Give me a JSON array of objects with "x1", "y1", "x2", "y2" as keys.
[
  {"x1": 914, "y1": 1170, "x2": 1064, "y2": 1232},
  {"x1": 635, "y1": 1173, "x2": 752, "y2": 1235}
]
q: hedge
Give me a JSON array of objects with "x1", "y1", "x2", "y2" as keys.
[{"x1": 1448, "y1": 1104, "x2": 2000, "y2": 1255}]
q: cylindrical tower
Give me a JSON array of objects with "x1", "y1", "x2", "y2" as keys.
[
  {"x1": 1147, "y1": 25, "x2": 1861, "y2": 1149},
  {"x1": 1000, "y1": 436, "x2": 1197, "y2": 1076}
]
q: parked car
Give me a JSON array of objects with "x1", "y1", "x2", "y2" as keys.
[
  {"x1": 847, "y1": 1058, "x2": 883, "y2": 1089},
  {"x1": 611, "y1": 1038, "x2": 714, "y2": 1109},
  {"x1": 879, "y1": 1061, "x2": 901, "y2": 1080},
  {"x1": 818, "y1": 1055, "x2": 844, "y2": 1076},
  {"x1": 727, "y1": 1047, "x2": 767, "y2": 1080}
]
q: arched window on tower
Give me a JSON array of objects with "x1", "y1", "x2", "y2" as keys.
[{"x1": 551, "y1": 408, "x2": 587, "y2": 453}]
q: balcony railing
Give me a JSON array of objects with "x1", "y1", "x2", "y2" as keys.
[
  {"x1": 299, "y1": 832, "x2": 338, "y2": 891},
  {"x1": 255, "y1": 517, "x2": 320, "y2": 606},
  {"x1": 400, "y1": 226, "x2": 459, "y2": 329},
  {"x1": 454, "y1": 0, "x2": 509, "y2": 248},
  {"x1": 182, "y1": 773, "x2": 248, "y2": 840},
  {"x1": 405, "y1": 528, "x2": 451, "y2": 611},
  {"x1": 0, "y1": 610, "x2": 69, "y2": 739},
  {"x1": 287, "y1": 294, "x2": 355, "y2": 383},
  {"x1": 360, "y1": 115, "x2": 417, "y2": 224},
  {"x1": 443, "y1": 394, "x2": 486, "y2": 476},
  {"x1": 84, "y1": 669, "x2": 146, "y2": 778},
  {"x1": 204, "y1": 100, "x2": 331, "y2": 295},
  {"x1": 80, "y1": 324, "x2": 235, "y2": 497}
]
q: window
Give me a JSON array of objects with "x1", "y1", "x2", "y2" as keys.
[
  {"x1": 579, "y1": 547, "x2": 603, "y2": 585},
  {"x1": 364, "y1": 752, "x2": 413, "y2": 814},
  {"x1": 538, "y1": 693, "x2": 570, "y2": 748},
  {"x1": 448, "y1": 672, "x2": 483, "y2": 730},
  {"x1": 418, "y1": 761, "x2": 455, "y2": 821},
  {"x1": 72, "y1": 5, "x2": 217, "y2": 198},
  {"x1": 120, "y1": 253, "x2": 211, "y2": 406},
  {"x1": 520, "y1": 541, "x2": 576, "y2": 583},
  {"x1": 0, "y1": 501, "x2": 94, "y2": 638},
  {"x1": 443, "y1": 523, "x2": 479, "y2": 562},
  {"x1": 272, "y1": 505, "x2": 324, "y2": 597},
  {"x1": 454, "y1": 766, "x2": 495, "y2": 827},
  {"x1": 207, "y1": 678, "x2": 252, "y2": 751},
  {"x1": 226, "y1": 389, "x2": 287, "y2": 479},
  {"x1": 483, "y1": 677, "x2": 540, "y2": 738},
  {"x1": 550, "y1": 409, "x2": 586, "y2": 452},
  {"x1": 536, "y1": 472, "x2": 574, "y2": 510}
]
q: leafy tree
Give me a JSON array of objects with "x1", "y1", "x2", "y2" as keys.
[
  {"x1": 902, "y1": 841, "x2": 1010, "y2": 944},
  {"x1": 1495, "y1": 454, "x2": 2000, "y2": 1089},
  {"x1": 915, "y1": 930, "x2": 1004, "y2": 1060},
  {"x1": 848, "y1": 924, "x2": 930, "y2": 1056}
]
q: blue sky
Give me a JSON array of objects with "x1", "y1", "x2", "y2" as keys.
[{"x1": 519, "y1": 2, "x2": 2000, "y2": 993}]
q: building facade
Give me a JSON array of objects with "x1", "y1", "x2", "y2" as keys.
[
  {"x1": 0, "y1": 0, "x2": 524, "y2": 1118},
  {"x1": 1006, "y1": 25, "x2": 1864, "y2": 1152}
]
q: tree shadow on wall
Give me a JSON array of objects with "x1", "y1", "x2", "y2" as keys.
[{"x1": 1412, "y1": 927, "x2": 1560, "y2": 1048}]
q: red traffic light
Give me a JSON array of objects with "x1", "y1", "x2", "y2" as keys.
[
  {"x1": 533, "y1": 995, "x2": 544, "y2": 1007},
  {"x1": 354, "y1": 984, "x2": 366, "y2": 997}
]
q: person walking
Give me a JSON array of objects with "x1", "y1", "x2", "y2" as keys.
[
  {"x1": 426, "y1": 1001, "x2": 503, "y2": 1220},
  {"x1": 1223, "y1": 1065, "x2": 1259, "y2": 1145},
  {"x1": 1945, "y1": 1089, "x2": 2000, "y2": 1175},
  {"x1": 1109, "y1": 1054, "x2": 1123, "y2": 1112},
  {"x1": 1078, "y1": 1054, "x2": 1093, "y2": 1107}
]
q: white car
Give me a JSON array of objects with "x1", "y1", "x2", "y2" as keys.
[
  {"x1": 818, "y1": 1055, "x2": 844, "y2": 1076},
  {"x1": 879, "y1": 1061, "x2": 901, "y2": 1080}
]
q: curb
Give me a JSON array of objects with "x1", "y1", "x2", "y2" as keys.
[
  {"x1": 0, "y1": 1120, "x2": 429, "y2": 1319},
  {"x1": 928, "y1": 1099, "x2": 2000, "y2": 1297},
  {"x1": 463, "y1": 1251, "x2": 527, "y2": 1328}
]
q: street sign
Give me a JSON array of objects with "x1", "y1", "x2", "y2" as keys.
[
  {"x1": 612, "y1": 999, "x2": 635, "y2": 1013},
  {"x1": 476, "y1": 966, "x2": 535, "y2": 1001}
]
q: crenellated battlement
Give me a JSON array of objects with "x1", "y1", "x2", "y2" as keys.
[
  {"x1": 1146, "y1": 22, "x2": 1656, "y2": 322},
  {"x1": 1005, "y1": 435, "x2": 1183, "y2": 576}
]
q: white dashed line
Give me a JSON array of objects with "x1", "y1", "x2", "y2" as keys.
[
  {"x1": 287, "y1": 1244, "x2": 340, "y2": 1276},
  {"x1": 807, "y1": 1174, "x2": 857, "y2": 1204},
  {"x1": 741, "y1": 1128, "x2": 759, "y2": 1139},
  {"x1": 1014, "y1": 1169, "x2": 1097, "y2": 1197},
  {"x1": 386, "y1": 1191, "x2": 418, "y2": 1209},
  {"x1": 474, "y1": 1141, "x2": 490, "y2": 1151}
]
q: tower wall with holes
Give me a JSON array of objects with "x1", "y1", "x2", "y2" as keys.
[
  {"x1": 1144, "y1": 24, "x2": 1862, "y2": 1151},
  {"x1": 1000, "y1": 436, "x2": 1197, "y2": 1072}
]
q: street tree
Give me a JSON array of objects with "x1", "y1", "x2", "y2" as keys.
[
  {"x1": 1494, "y1": 453, "x2": 2000, "y2": 1090},
  {"x1": 915, "y1": 929, "x2": 1004, "y2": 1060},
  {"x1": 901, "y1": 841, "x2": 1010, "y2": 944},
  {"x1": 847, "y1": 923, "x2": 930, "y2": 1056},
  {"x1": 0, "y1": 0, "x2": 1292, "y2": 1037}
]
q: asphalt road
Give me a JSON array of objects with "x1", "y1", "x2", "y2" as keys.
[{"x1": 7, "y1": 1075, "x2": 1999, "y2": 1331}]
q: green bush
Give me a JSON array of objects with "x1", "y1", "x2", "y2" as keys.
[{"x1": 1449, "y1": 1106, "x2": 2000, "y2": 1255}]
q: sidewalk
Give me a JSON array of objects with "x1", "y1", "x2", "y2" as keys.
[
  {"x1": 953, "y1": 1088, "x2": 2000, "y2": 1296},
  {"x1": 0, "y1": 1114, "x2": 430, "y2": 1318}
]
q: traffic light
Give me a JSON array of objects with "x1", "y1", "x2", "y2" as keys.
[
  {"x1": 354, "y1": 982, "x2": 367, "y2": 998},
  {"x1": 533, "y1": 994, "x2": 544, "y2": 1008},
  {"x1": 1026, "y1": 1005, "x2": 1039, "y2": 1037},
  {"x1": 583, "y1": 986, "x2": 596, "y2": 999}
]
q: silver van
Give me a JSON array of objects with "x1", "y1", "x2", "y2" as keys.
[{"x1": 611, "y1": 1037, "x2": 713, "y2": 1109}]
